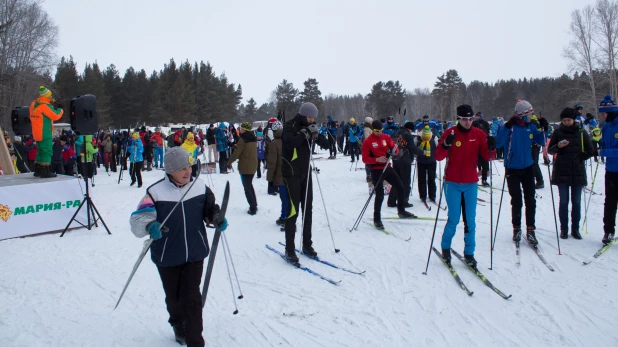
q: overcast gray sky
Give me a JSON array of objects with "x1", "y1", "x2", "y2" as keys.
[{"x1": 43, "y1": 0, "x2": 593, "y2": 105}]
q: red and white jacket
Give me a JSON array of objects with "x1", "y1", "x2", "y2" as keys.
[
  {"x1": 362, "y1": 132, "x2": 399, "y2": 170},
  {"x1": 435, "y1": 126, "x2": 490, "y2": 184}
]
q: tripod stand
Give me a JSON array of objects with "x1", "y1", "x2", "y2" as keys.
[{"x1": 60, "y1": 139, "x2": 111, "y2": 237}]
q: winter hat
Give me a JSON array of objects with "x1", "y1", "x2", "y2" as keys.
[
  {"x1": 349, "y1": 117, "x2": 356, "y2": 123},
  {"x1": 531, "y1": 115, "x2": 538, "y2": 121},
  {"x1": 476, "y1": 112, "x2": 483, "y2": 118},
  {"x1": 39, "y1": 86, "x2": 51, "y2": 98},
  {"x1": 514, "y1": 99, "x2": 534, "y2": 116},
  {"x1": 456, "y1": 104, "x2": 474, "y2": 118},
  {"x1": 364, "y1": 117, "x2": 373, "y2": 124},
  {"x1": 268, "y1": 117, "x2": 277, "y2": 123},
  {"x1": 131, "y1": 132, "x2": 139, "y2": 139},
  {"x1": 574, "y1": 103, "x2": 583, "y2": 111},
  {"x1": 422, "y1": 125, "x2": 432, "y2": 137},
  {"x1": 272, "y1": 120, "x2": 283, "y2": 131},
  {"x1": 240, "y1": 121, "x2": 252, "y2": 132},
  {"x1": 423, "y1": 115, "x2": 429, "y2": 120},
  {"x1": 598, "y1": 94, "x2": 618, "y2": 113},
  {"x1": 560, "y1": 107, "x2": 578, "y2": 120},
  {"x1": 164, "y1": 146, "x2": 194, "y2": 174},
  {"x1": 256, "y1": 132, "x2": 263, "y2": 138},
  {"x1": 371, "y1": 120, "x2": 383, "y2": 130},
  {"x1": 186, "y1": 132, "x2": 195, "y2": 140},
  {"x1": 591, "y1": 128, "x2": 602, "y2": 142},
  {"x1": 298, "y1": 102, "x2": 318, "y2": 118},
  {"x1": 404, "y1": 122, "x2": 416, "y2": 131},
  {"x1": 219, "y1": 122, "x2": 227, "y2": 129}
]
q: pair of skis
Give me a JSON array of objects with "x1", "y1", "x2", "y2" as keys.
[
  {"x1": 514, "y1": 238, "x2": 555, "y2": 271},
  {"x1": 265, "y1": 243, "x2": 366, "y2": 285},
  {"x1": 432, "y1": 247, "x2": 511, "y2": 299},
  {"x1": 363, "y1": 221, "x2": 412, "y2": 241},
  {"x1": 583, "y1": 238, "x2": 617, "y2": 265}
]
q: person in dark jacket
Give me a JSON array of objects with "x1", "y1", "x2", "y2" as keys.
[
  {"x1": 215, "y1": 123, "x2": 229, "y2": 173},
  {"x1": 130, "y1": 146, "x2": 226, "y2": 347},
  {"x1": 530, "y1": 115, "x2": 545, "y2": 188},
  {"x1": 13, "y1": 136, "x2": 34, "y2": 173},
  {"x1": 547, "y1": 107, "x2": 594, "y2": 240},
  {"x1": 473, "y1": 112, "x2": 491, "y2": 186},
  {"x1": 267, "y1": 121, "x2": 285, "y2": 221},
  {"x1": 50, "y1": 135, "x2": 66, "y2": 175},
  {"x1": 496, "y1": 100, "x2": 546, "y2": 246},
  {"x1": 205, "y1": 124, "x2": 217, "y2": 163},
  {"x1": 387, "y1": 123, "x2": 423, "y2": 208},
  {"x1": 598, "y1": 94, "x2": 618, "y2": 245},
  {"x1": 227, "y1": 122, "x2": 259, "y2": 215},
  {"x1": 415, "y1": 125, "x2": 439, "y2": 202},
  {"x1": 281, "y1": 102, "x2": 330, "y2": 264}
]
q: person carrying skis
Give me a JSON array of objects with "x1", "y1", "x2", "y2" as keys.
[
  {"x1": 129, "y1": 146, "x2": 227, "y2": 347},
  {"x1": 281, "y1": 102, "x2": 330, "y2": 263},
  {"x1": 362, "y1": 120, "x2": 416, "y2": 229},
  {"x1": 598, "y1": 94, "x2": 618, "y2": 245},
  {"x1": 435, "y1": 105, "x2": 490, "y2": 267},
  {"x1": 547, "y1": 107, "x2": 595, "y2": 240},
  {"x1": 415, "y1": 125, "x2": 438, "y2": 203},
  {"x1": 496, "y1": 100, "x2": 546, "y2": 245}
]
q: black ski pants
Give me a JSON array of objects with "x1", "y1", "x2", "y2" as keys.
[
  {"x1": 372, "y1": 166, "x2": 406, "y2": 221},
  {"x1": 388, "y1": 161, "x2": 411, "y2": 206},
  {"x1": 604, "y1": 171, "x2": 618, "y2": 235},
  {"x1": 418, "y1": 162, "x2": 437, "y2": 201},
  {"x1": 157, "y1": 260, "x2": 205, "y2": 347},
  {"x1": 343, "y1": 137, "x2": 349, "y2": 155},
  {"x1": 130, "y1": 161, "x2": 143, "y2": 186},
  {"x1": 283, "y1": 174, "x2": 313, "y2": 253},
  {"x1": 532, "y1": 145, "x2": 544, "y2": 184},
  {"x1": 349, "y1": 142, "x2": 359, "y2": 161},
  {"x1": 241, "y1": 173, "x2": 258, "y2": 212},
  {"x1": 218, "y1": 151, "x2": 228, "y2": 173},
  {"x1": 328, "y1": 135, "x2": 337, "y2": 157},
  {"x1": 506, "y1": 165, "x2": 537, "y2": 229},
  {"x1": 477, "y1": 155, "x2": 489, "y2": 182}
]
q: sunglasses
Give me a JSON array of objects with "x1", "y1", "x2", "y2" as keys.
[
  {"x1": 373, "y1": 129, "x2": 383, "y2": 132},
  {"x1": 457, "y1": 116, "x2": 474, "y2": 121}
]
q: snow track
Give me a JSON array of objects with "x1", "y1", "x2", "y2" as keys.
[{"x1": 1, "y1": 156, "x2": 617, "y2": 346}]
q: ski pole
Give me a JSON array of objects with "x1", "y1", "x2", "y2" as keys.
[
  {"x1": 546, "y1": 161, "x2": 561, "y2": 255},
  {"x1": 221, "y1": 232, "x2": 244, "y2": 299},
  {"x1": 489, "y1": 152, "x2": 494, "y2": 270},
  {"x1": 422, "y1": 160, "x2": 446, "y2": 275},
  {"x1": 221, "y1": 234, "x2": 239, "y2": 314},
  {"x1": 308, "y1": 140, "x2": 340, "y2": 253},
  {"x1": 492, "y1": 129, "x2": 514, "y2": 250},
  {"x1": 299, "y1": 136, "x2": 314, "y2": 253},
  {"x1": 492, "y1": 158, "x2": 500, "y2": 176},
  {"x1": 582, "y1": 159, "x2": 600, "y2": 229},
  {"x1": 582, "y1": 187, "x2": 589, "y2": 234},
  {"x1": 410, "y1": 160, "x2": 417, "y2": 200}
]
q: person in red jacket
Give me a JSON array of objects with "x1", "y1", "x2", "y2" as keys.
[
  {"x1": 435, "y1": 104, "x2": 490, "y2": 268},
  {"x1": 362, "y1": 119, "x2": 416, "y2": 229}
]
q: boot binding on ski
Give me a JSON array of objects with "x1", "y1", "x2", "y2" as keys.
[
  {"x1": 441, "y1": 249, "x2": 451, "y2": 265},
  {"x1": 284, "y1": 250, "x2": 299, "y2": 265}
]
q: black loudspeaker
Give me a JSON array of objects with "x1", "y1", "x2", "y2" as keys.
[
  {"x1": 70, "y1": 94, "x2": 98, "y2": 134},
  {"x1": 11, "y1": 106, "x2": 31, "y2": 136}
]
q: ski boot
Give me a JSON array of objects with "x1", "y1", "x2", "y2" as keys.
[
  {"x1": 602, "y1": 232, "x2": 615, "y2": 245},
  {"x1": 403, "y1": 202, "x2": 414, "y2": 208},
  {"x1": 33, "y1": 163, "x2": 41, "y2": 177},
  {"x1": 512, "y1": 227, "x2": 522, "y2": 242},
  {"x1": 275, "y1": 217, "x2": 286, "y2": 226},
  {"x1": 464, "y1": 254, "x2": 477, "y2": 269},
  {"x1": 302, "y1": 244, "x2": 318, "y2": 258},
  {"x1": 441, "y1": 248, "x2": 451, "y2": 265},
  {"x1": 560, "y1": 229, "x2": 568, "y2": 240},
  {"x1": 284, "y1": 250, "x2": 299, "y2": 264},
  {"x1": 398, "y1": 210, "x2": 417, "y2": 219},
  {"x1": 247, "y1": 208, "x2": 257, "y2": 216},
  {"x1": 172, "y1": 325, "x2": 186, "y2": 346},
  {"x1": 40, "y1": 164, "x2": 57, "y2": 178},
  {"x1": 526, "y1": 226, "x2": 539, "y2": 246},
  {"x1": 374, "y1": 220, "x2": 384, "y2": 230},
  {"x1": 481, "y1": 181, "x2": 490, "y2": 187},
  {"x1": 571, "y1": 228, "x2": 582, "y2": 240}
]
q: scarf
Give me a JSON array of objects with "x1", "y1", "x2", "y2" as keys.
[{"x1": 420, "y1": 134, "x2": 432, "y2": 156}]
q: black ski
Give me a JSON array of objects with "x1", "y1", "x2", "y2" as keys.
[
  {"x1": 201, "y1": 182, "x2": 231, "y2": 308},
  {"x1": 432, "y1": 247, "x2": 473, "y2": 296},
  {"x1": 523, "y1": 237, "x2": 554, "y2": 272},
  {"x1": 451, "y1": 250, "x2": 512, "y2": 299}
]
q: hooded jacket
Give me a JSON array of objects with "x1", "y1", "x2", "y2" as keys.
[
  {"x1": 547, "y1": 124, "x2": 594, "y2": 186},
  {"x1": 227, "y1": 131, "x2": 258, "y2": 175},
  {"x1": 496, "y1": 119, "x2": 546, "y2": 169},
  {"x1": 600, "y1": 115, "x2": 618, "y2": 172},
  {"x1": 127, "y1": 137, "x2": 143, "y2": 163},
  {"x1": 29, "y1": 96, "x2": 63, "y2": 141},
  {"x1": 266, "y1": 129, "x2": 284, "y2": 185}
]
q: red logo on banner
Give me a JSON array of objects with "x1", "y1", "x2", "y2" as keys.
[{"x1": 0, "y1": 204, "x2": 12, "y2": 222}]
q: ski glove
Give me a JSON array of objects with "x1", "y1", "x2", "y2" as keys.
[
  {"x1": 442, "y1": 131, "x2": 455, "y2": 150},
  {"x1": 300, "y1": 128, "x2": 311, "y2": 140},
  {"x1": 307, "y1": 124, "x2": 319, "y2": 134},
  {"x1": 213, "y1": 213, "x2": 228, "y2": 232},
  {"x1": 504, "y1": 116, "x2": 518, "y2": 129},
  {"x1": 487, "y1": 136, "x2": 497, "y2": 151},
  {"x1": 146, "y1": 221, "x2": 168, "y2": 240}
]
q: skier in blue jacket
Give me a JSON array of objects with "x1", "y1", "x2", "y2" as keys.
[
  {"x1": 598, "y1": 95, "x2": 618, "y2": 245},
  {"x1": 348, "y1": 118, "x2": 362, "y2": 162},
  {"x1": 496, "y1": 100, "x2": 546, "y2": 246}
]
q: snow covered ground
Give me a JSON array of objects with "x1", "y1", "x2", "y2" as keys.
[{"x1": 1, "y1": 150, "x2": 617, "y2": 347}]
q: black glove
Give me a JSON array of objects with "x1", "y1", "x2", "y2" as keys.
[
  {"x1": 442, "y1": 131, "x2": 455, "y2": 150},
  {"x1": 299, "y1": 128, "x2": 311, "y2": 140},
  {"x1": 578, "y1": 152, "x2": 588, "y2": 161},
  {"x1": 52, "y1": 101, "x2": 63, "y2": 109},
  {"x1": 487, "y1": 136, "x2": 496, "y2": 151},
  {"x1": 504, "y1": 116, "x2": 518, "y2": 129}
]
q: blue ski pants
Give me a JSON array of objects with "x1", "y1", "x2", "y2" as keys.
[{"x1": 441, "y1": 181, "x2": 478, "y2": 255}]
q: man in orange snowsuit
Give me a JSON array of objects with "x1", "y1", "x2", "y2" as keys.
[{"x1": 29, "y1": 86, "x2": 63, "y2": 178}]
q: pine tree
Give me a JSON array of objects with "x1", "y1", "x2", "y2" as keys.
[
  {"x1": 276, "y1": 79, "x2": 298, "y2": 120},
  {"x1": 365, "y1": 81, "x2": 405, "y2": 120},
  {"x1": 432, "y1": 69, "x2": 465, "y2": 120},
  {"x1": 245, "y1": 98, "x2": 257, "y2": 121},
  {"x1": 80, "y1": 62, "x2": 111, "y2": 127},
  {"x1": 53, "y1": 56, "x2": 80, "y2": 123},
  {"x1": 298, "y1": 78, "x2": 324, "y2": 119}
]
